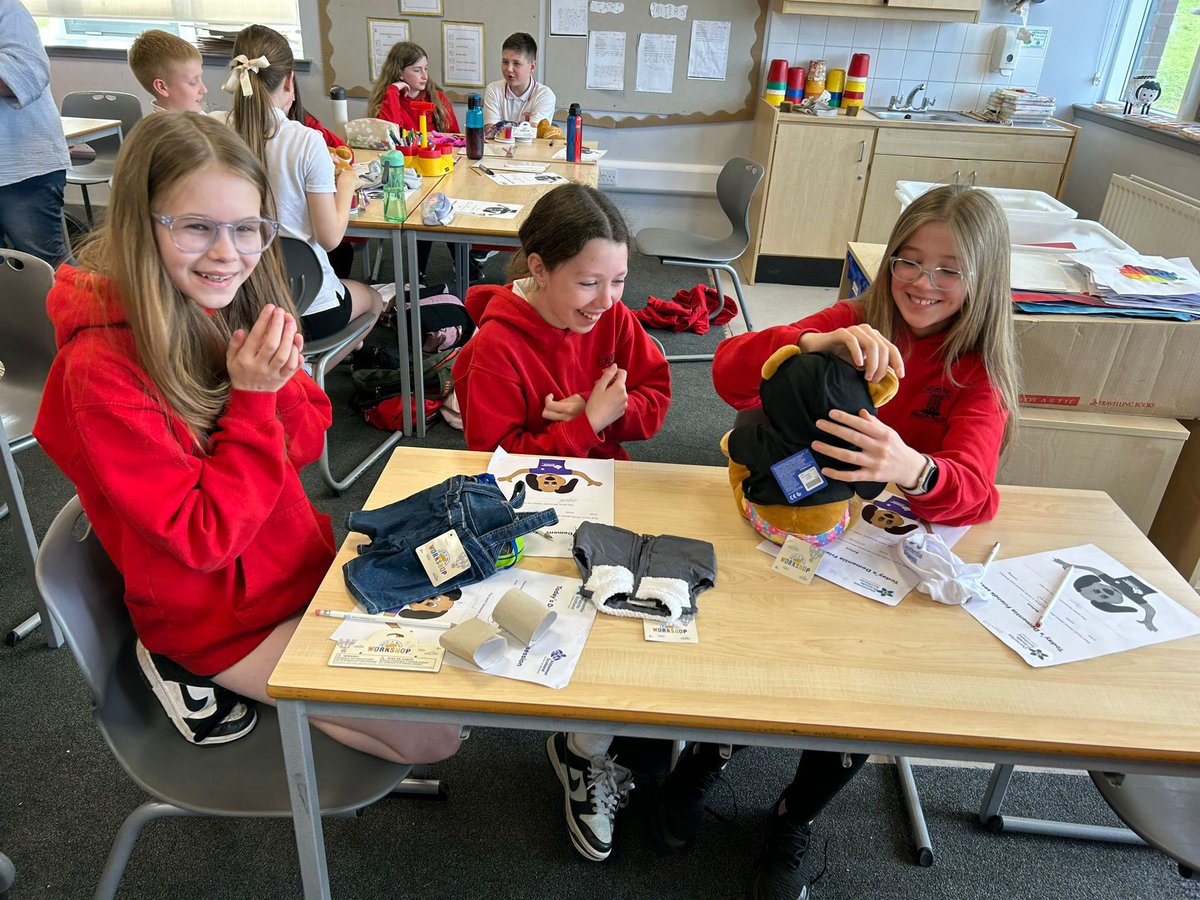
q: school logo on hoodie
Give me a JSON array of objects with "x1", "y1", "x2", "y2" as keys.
[{"x1": 913, "y1": 385, "x2": 949, "y2": 424}]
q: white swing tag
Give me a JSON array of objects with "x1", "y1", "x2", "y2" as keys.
[{"x1": 415, "y1": 529, "x2": 471, "y2": 587}]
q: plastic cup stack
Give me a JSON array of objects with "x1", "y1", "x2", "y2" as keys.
[
  {"x1": 804, "y1": 59, "x2": 828, "y2": 98},
  {"x1": 843, "y1": 53, "x2": 870, "y2": 112},
  {"x1": 785, "y1": 66, "x2": 807, "y2": 103},
  {"x1": 827, "y1": 68, "x2": 846, "y2": 108},
  {"x1": 764, "y1": 58, "x2": 788, "y2": 106}
]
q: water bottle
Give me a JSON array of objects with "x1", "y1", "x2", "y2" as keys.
[
  {"x1": 329, "y1": 85, "x2": 348, "y2": 140},
  {"x1": 381, "y1": 150, "x2": 408, "y2": 223},
  {"x1": 466, "y1": 93, "x2": 485, "y2": 160},
  {"x1": 566, "y1": 102, "x2": 579, "y2": 162}
]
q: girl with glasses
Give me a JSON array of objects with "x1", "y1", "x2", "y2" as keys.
[
  {"x1": 34, "y1": 112, "x2": 461, "y2": 765},
  {"x1": 665, "y1": 184, "x2": 1021, "y2": 900}
]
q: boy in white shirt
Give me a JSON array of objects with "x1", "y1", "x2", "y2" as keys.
[{"x1": 482, "y1": 32, "x2": 557, "y2": 127}]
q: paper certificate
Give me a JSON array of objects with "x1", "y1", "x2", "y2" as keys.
[
  {"x1": 442, "y1": 21, "x2": 484, "y2": 87},
  {"x1": 489, "y1": 447, "x2": 615, "y2": 558},
  {"x1": 587, "y1": 31, "x2": 627, "y2": 91},
  {"x1": 400, "y1": 0, "x2": 442, "y2": 13},
  {"x1": 551, "y1": 0, "x2": 588, "y2": 36},
  {"x1": 636, "y1": 33, "x2": 676, "y2": 94},
  {"x1": 687, "y1": 19, "x2": 730, "y2": 81},
  {"x1": 965, "y1": 544, "x2": 1200, "y2": 668}
]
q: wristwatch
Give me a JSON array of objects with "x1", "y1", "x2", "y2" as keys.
[{"x1": 904, "y1": 455, "x2": 939, "y2": 496}]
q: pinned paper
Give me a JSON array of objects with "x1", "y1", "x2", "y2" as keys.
[
  {"x1": 650, "y1": 2, "x2": 687, "y2": 18},
  {"x1": 591, "y1": 1, "x2": 624, "y2": 12}
]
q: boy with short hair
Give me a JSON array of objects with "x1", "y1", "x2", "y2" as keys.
[
  {"x1": 482, "y1": 32, "x2": 557, "y2": 127},
  {"x1": 128, "y1": 29, "x2": 207, "y2": 112}
]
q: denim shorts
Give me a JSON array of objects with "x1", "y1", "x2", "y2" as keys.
[{"x1": 343, "y1": 474, "x2": 558, "y2": 614}]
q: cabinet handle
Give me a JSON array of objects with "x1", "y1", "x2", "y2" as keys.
[
  {"x1": 857, "y1": 140, "x2": 866, "y2": 163},
  {"x1": 970, "y1": 171, "x2": 978, "y2": 186}
]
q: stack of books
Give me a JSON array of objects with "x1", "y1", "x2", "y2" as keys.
[
  {"x1": 195, "y1": 27, "x2": 239, "y2": 56},
  {"x1": 1064, "y1": 250, "x2": 1200, "y2": 320},
  {"x1": 983, "y1": 88, "x2": 1056, "y2": 127}
]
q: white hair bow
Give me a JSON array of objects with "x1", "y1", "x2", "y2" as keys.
[{"x1": 221, "y1": 54, "x2": 271, "y2": 97}]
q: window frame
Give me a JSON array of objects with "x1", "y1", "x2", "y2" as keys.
[{"x1": 1103, "y1": 0, "x2": 1200, "y2": 120}]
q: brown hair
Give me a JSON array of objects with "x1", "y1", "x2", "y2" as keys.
[
  {"x1": 502, "y1": 32, "x2": 538, "y2": 60},
  {"x1": 127, "y1": 29, "x2": 202, "y2": 95},
  {"x1": 225, "y1": 24, "x2": 294, "y2": 164},
  {"x1": 368, "y1": 42, "x2": 452, "y2": 131},
  {"x1": 76, "y1": 112, "x2": 294, "y2": 446},
  {"x1": 511, "y1": 183, "x2": 630, "y2": 278},
  {"x1": 859, "y1": 184, "x2": 1020, "y2": 450}
]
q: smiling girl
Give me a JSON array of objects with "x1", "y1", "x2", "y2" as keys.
[
  {"x1": 368, "y1": 41, "x2": 460, "y2": 134},
  {"x1": 34, "y1": 112, "x2": 460, "y2": 764}
]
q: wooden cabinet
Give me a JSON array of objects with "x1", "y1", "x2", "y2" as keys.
[
  {"x1": 856, "y1": 125, "x2": 1078, "y2": 244},
  {"x1": 778, "y1": 0, "x2": 981, "y2": 23}
]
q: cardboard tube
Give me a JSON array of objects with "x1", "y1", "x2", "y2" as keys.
[
  {"x1": 493, "y1": 588, "x2": 557, "y2": 646},
  {"x1": 440, "y1": 619, "x2": 507, "y2": 669}
]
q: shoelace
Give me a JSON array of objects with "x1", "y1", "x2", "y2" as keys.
[{"x1": 586, "y1": 756, "x2": 634, "y2": 818}]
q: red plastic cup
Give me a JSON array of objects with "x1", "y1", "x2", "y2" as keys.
[
  {"x1": 767, "y1": 58, "x2": 789, "y2": 85},
  {"x1": 849, "y1": 53, "x2": 870, "y2": 78}
]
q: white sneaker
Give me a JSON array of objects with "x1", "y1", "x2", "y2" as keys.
[
  {"x1": 135, "y1": 641, "x2": 257, "y2": 745},
  {"x1": 546, "y1": 732, "x2": 634, "y2": 861}
]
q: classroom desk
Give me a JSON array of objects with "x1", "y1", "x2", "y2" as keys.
[
  {"x1": 269, "y1": 446, "x2": 1200, "y2": 899},
  {"x1": 60, "y1": 115, "x2": 123, "y2": 144},
  {"x1": 401, "y1": 160, "x2": 599, "y2": 436}
]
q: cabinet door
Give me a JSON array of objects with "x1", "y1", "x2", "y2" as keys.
[
  {"x1": 857, "y1": 154, "x2": 1064, "y2": 244},
  {"x1": 779, "y1": 0, "x2": 980, "y2": 21},
  {"x1": 761, "y1": 124, "x2": 874, "y2": 258}
]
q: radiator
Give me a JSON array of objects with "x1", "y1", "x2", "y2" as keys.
[{"x1": 1099, "y1": 175, "x2": 1200, "y2": 265}]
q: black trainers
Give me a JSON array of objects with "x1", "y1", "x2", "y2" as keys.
[
  {"x1": 653, "y1": 743, "x2": 728, "y2": 850},
  {"x1": 753, "y1": 813, "x2": 816, "y2": 900},
  {"x1": 546, "y1": 732, "x2": 634, "y2": 862},
  {"x1": 135, "y1": 641, "x2": 257, "y2": 745}
]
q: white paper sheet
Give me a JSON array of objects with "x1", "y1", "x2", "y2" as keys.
[
  {"x1": 442, "y1": 22, "x2": 484, "y2": 86},
  {"x1": 447, "y1": 199, "x2": 523, "y2": 218},
  {"x1": 476, "y1": 168, "x2": 570, "y2": 186},
  {"x1": 488, "y1": 447, "x2": 616, "y2": 558},
  {"x1": 965, "y1": 544, "x2": 1200, "y2": 667},
  {"x1": 368, "y1": 20, "x2": 411, "y2": 83},
  {"x1": 587, "y1": 30, "x2": 627, "y2": 90},
  {"x1": 1010, "y1": 249, "x2": 1087, "y2": 292},
  {"x1": 636, "y1": 33, "x2": 676, "y2": 94},
  {"x1": 687, "y1": 19, "x2": 730, "y2": 80},
  {"x1": 551, "y1": 0, "x2": 588, "y2": 36},
  {"x1": 400, "y1": 0, "x2": 441, "y2": 12},
  {"x1": 550, "y1": 146, "x2": 607, "y2": 161}
]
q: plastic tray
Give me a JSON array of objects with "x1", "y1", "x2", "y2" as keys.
[
  {"x1": 1009, "y1": 218, "x2": 1132, "y2": 252},
  {"x1": 896, "y1": 181, "x2": 1077, "y2": 219}
]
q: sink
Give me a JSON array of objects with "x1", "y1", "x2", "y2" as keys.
[{"x1": 866, "y1": 107, "x2": 977, "y2": 124}]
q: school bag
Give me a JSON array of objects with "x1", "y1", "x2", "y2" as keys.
[
  {"x1": 350, "y1": 347, "x2": 460, "y2": 431},
  {"x1": 374, "y1": 285, "x2": 475, "y2": 353}
]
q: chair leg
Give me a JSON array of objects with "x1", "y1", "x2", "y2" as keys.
[
  {"x1": 94, "y1": 801, "x2": 196, "y2": 900},
  {"x1": 80, "y1": 184, "x2": 94, "y2": 229},
  {"x1": 895, "y1": 757, "x2": 935, "y2": 867},
  {"x1": 371, "y1": 239, "x2": 385, "y2": 282},
  {"x1": 716, "y1": 264, "x2": 754, "y2": 332},
  {"x1": 311, "y1": 353, "x2": 401, "y2": 494}
]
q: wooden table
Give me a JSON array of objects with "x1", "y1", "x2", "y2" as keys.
[
  {"x1": 269, "y1": 446, "x2": 1200, "y2": 899},
  {"x1": 400, "y1": 159, "x2": 599, "y2": 436},
  {"x1": 60, "y1": 115, "x2": 123, "y2": 144}
]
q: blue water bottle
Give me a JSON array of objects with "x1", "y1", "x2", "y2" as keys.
[{"x1": 465, "y1": 93, "x2": 484, "y2": 160}]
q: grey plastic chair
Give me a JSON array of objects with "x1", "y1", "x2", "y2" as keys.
[
  {"x1": 633, "y1": 157, "x2": 764, "y2": 362},
  {"x1": 1091, "y1": 771, "x2": 1200, "y2": 879},
  {"x1": 60, "y1": 91, "x2": 142, "y2": 227},
  {"x1": 0, "y1": 249, "x2": 65, "y2": 649},
  {"x1": 35, "y1": 496, "x2": 415, "y2": 900},
  {"x1": 280, "y1": 237, "x2": 396, "y2": 493}
]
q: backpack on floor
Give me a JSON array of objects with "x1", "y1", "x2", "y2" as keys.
[
  {"x1": 410, "y1": 291, "x2": 475, "y2": 353},
  {"x1": 350, "y1": 347, "x2": 460, "y2": 430}
]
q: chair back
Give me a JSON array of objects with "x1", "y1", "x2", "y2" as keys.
[
  {"x1": 715, "y1": 157, "x2": 765, "y2": 252},
  {"x1": 60, "y1": 91, "x2": 143, "y2": 158},
  {"x1": 280, "y1": 237, "x2": 323, "y2": 316},
  {"x1": 0, "y1": 249, "x2": 58, "y2": 445},
  {"x1": 35, "y1": 497, "x2": 129, "y2": 705}
]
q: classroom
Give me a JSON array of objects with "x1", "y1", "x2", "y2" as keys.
[{"x1": 3, "y1": 0, "x2": 1200, "y2": 897}]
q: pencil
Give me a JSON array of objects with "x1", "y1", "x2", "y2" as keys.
[
  {"x1": 1034, "y1": 566, "x2": 1073, "y2": 629},
  {"x1": 982, "y1": 542, "x2": 1001, "y2": 573},
  {"x1": 314, "y1": 608, "x2": 451, "y2": 630}
]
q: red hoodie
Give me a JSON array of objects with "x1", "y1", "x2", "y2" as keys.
[
  {"x1": 33, "y1": 265, "x2": 337, "y2": 675},
  {"x1": 452, "y1": 281, "x2": 671, "y2": 459},
  {"x1": 712, "y1": 301, "x2": 1006, "y2": 526},
  {"x1": 378, "y1": 85, "x2": 461, "y2": 134}
]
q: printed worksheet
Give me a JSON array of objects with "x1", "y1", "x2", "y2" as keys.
[
  {"x1": 687, "y1": 19, "x2": 730, "y2": 80},
  {"x1": 550, "y1": 0, "x2": 588, "y2": 36},
  {"x1": 758, "y1": 492, "x2": 969, "y2": 606},
  {"x1": 965, "y1": 544, "x2": 1200, "y2": 667},
  {"x1": 477, "y1": 169, "x2": 569, "y2": 186},
  {"x1": 550, "y1": 146, "x2": 608, "y2": 162},
  {"x1": 488, "y1": 447, "x2": 615, "y2": 558},
  {"x1": 587, "y1": 30, "x2": 627, "y2": 90},
  {"x1": 448, "y1": 199, "x2": 523, "y2": 219}
]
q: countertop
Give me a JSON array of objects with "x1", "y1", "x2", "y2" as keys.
[{"x1": 767, "y1": 101, "x2": 1075, "y2": 137}]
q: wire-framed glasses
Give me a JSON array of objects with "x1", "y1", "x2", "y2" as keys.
[
  {"x1": 889, "y1": 256, "x2": 964, "y2": 292},
  {"x1": 151, "y1": 214, "x2": 280, "y2": 255}
]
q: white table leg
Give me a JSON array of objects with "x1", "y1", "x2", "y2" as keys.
[{"x1": 276, "y1": 699, "x2": 331, "y2": 900}]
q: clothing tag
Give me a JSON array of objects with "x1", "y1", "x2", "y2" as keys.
[
  {"x1": 643, "y1": 613, "x2": 699, "y2": 643},
  {"x1": 328, "y1": 629, "x2": 445, "y2": 672},
  {"x1": 771, "y1": 535, "x2": 825, "y2": 584},
  {"x1": 415, "y1": 529, "x2": 471, "y2": 587},
  {"x1": 770, "y1": 449, "x2": 827, "y2": 503}
]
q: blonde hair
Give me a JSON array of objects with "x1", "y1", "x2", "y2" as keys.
[
  {"x1": 128, "y1": 29, "x2": 202, "y2": 95},
  {"x1": 225, "y1": 25, "x2": 294, "y2": 164},
  {"x1": 368, "y1": 42, "x2": 453, "y2": 131},
  {"x1": 76, "y1": 112, "x2": 294, "y2": 447},
  {"x1": 860, "y1": 184, "x2": 1020, "y2": 450}
]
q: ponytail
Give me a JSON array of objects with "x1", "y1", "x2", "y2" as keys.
[{"x1": 225, "y1": 25, "x2": 294, "y2": 164}]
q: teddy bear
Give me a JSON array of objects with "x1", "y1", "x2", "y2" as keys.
[{"x1": 721, "y1": 345, "x2": 899, "y2": 547}]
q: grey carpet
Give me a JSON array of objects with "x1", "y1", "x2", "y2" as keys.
[{"x1": 0, "y1": 244, "x2": 1192, "y2": 899}]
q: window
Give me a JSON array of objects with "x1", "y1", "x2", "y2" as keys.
[{"x1": 1105, "y1": 0, "x2": 1200, "y2": 119}]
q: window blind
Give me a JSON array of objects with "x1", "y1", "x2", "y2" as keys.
[{"x1": 26, "y1": 0, "x2": 298, "y2": 25}]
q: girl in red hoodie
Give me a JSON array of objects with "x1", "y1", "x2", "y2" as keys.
[
  {"x1": 452, "y1": 183, "x2": 670, "y2": 863},
  {"x1": 659, "y1": 185, "x2": 1021, "y2": 900},
  {"x1": 34, "y1": 112, "x2": 460, "y2": 763},
  {"x1": 367, "y1": 41, "x2": 461, "y2": 135}
]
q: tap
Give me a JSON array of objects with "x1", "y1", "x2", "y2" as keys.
[{"x1": 904, "y1": 83, "x2": 927, "y2": 110}]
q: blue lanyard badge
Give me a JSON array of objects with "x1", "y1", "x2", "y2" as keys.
[{"x1": 770, "y1": 449, "x2": 828, "y2": 503}]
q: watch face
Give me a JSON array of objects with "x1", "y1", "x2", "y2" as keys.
[{"x1": 922, "y1": 458, "x2": 939, "y2": 492}]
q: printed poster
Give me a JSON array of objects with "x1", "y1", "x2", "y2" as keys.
[
  {"x1": 551, "y1": 0, "x2": 588, "y2": 36},
  {"x1": 367, "y1": 19, "x2": 410, "y2": 84},
  {"x1": 965, "y1": 544, "x2": 1200, "y2": 667},
  {"x1": 587, "y1": 30, "x2": 627, "y2": 90},
  {"x1": 687, "y1": 19, "x2": 730, "y2": 80},
  {"x1": 636, "y1": 33, "x2": 676, "y2": 94}
]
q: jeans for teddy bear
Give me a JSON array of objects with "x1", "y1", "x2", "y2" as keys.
[
  {"x1": 571, "y1": 521, "x2": 716, "y2": 621},
  {"x1": 344, "y1": 475, "x2": 558, "y2": 613}
]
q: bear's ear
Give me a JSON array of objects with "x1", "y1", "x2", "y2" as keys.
[
  {"x1": 868, "y1": 368, "x2": 900, "y2": 407},
  {"x1": 761, "y1": 344, "x2": 801, "y2": 381}
]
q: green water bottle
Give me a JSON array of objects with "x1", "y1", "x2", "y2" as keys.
[{"x1": 381, "y1": 149, "x2": 408, "y2": 223}]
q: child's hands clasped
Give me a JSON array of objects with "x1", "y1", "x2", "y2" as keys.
[
  {"x1": 798, "y1": 324, "x2": 905, "y2": 382},
  {"x1": 227, "y1": 304, "x2": 304, "y2": 393},
  {"x1": 585, "y1": 364, "x2": 628, "y2": 434},
  {"x1": 542, "y1": 393, "x2": 586, "y2": 422},
  {"x1": 811, "y1": 408, "x2": 927, "y2": 488}
]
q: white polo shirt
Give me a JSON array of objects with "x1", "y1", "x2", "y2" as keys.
[{"x1": 482, "y1": 79, "x2": 558, "y2": 127}]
